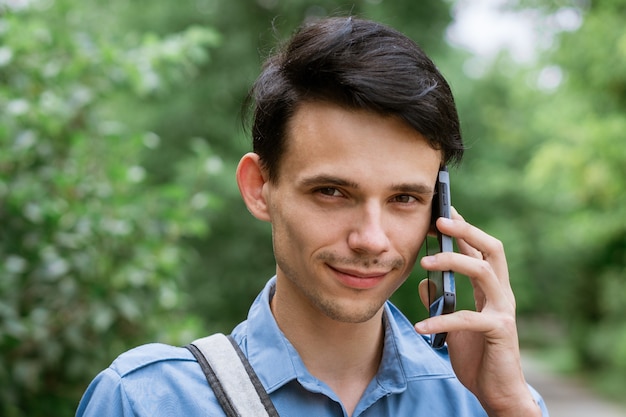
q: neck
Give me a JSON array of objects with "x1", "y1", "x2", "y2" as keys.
[{"x1": 270, "y1": 278, "x2": 385, "y2": 416}]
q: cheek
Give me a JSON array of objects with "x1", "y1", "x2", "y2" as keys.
[
  {"x1": 270, "y1": 192, "x2": 349, "y2": 244},
  {"x1": 269, "y1": 201, "x2": 334, "y2": 258},
  {"x1": 397, "y1": 234, "x2": 423, "y2": 264},
  {"x1": 392, "y1": 216, "x2": 430, "y2": 257}
]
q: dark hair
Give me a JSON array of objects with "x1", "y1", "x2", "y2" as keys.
[{"x1": 246, "y1": 16, "x2": 464, "y2": 182}]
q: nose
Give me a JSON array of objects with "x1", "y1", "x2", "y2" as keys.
[{"x1": 347, "y1": 202, "x2": 391, "y2": 255}]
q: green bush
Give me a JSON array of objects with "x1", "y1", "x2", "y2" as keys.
[{"x1": 0, "y1": 2, "x2": 220, "y2": 415}]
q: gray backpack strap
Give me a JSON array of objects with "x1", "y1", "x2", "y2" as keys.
[{"x1": 185, "y1": 333, "x2": 279, "y2": 417}]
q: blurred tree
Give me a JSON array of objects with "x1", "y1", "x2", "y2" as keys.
[
  {"x1": 523, "y1": 0, "x2": 626, "y2": 397},
  {"x1": 451, "y1": 0, "x2": 626, "y2": 398},
  {"x1": 0, "y1": 1, "x2": 219, "y2": 415}
]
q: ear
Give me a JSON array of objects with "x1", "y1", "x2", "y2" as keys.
[{"x1": 236, "y1": 152, "x2": 271, "y2": 222}]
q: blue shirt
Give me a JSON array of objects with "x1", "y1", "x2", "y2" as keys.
[{"x1": 77, "y1": 277, "x2": 549, "y2": 416}]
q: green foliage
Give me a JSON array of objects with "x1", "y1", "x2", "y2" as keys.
[
  {"x1": 454, "y1": 0, "x2": 626, "y2": 394},
  {"x1": 520, "y1": 6, "x2": 625, "y2": 381},
  {"x1": 0, "y1": 1, "x2": 220, "y2": 415}
]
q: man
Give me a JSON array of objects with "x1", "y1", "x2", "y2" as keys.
[{"x1": 77, "y1": 17, "x2": 549, "y2": 416}]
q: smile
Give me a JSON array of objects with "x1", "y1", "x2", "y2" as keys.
[{"x1": 328, "y1": 265, "x2": 389, "y2": 289}]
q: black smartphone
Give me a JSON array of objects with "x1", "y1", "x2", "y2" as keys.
[{"x1": 426, "y1": 167, "x2": 456, "y2": 349}]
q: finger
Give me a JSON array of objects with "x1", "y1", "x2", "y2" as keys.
[
  {"x1": 435, "y1": 209, "x2": 515, "y2": 306},
  {"x1": 437, "y1": 216, "x2": 504, "y2": 264},
  {"x1": 421, "y1": 252, "x2": 512, "y2": 311},
  {"x1": 471, "y1": 278, "x2": 488, "y2": 312},
  {"x1": 450, "y1": 206, "x2": 463, "y2": 221},
  {"x1": 437, "y1": 208, "x2": 482, "y2": 260},
  {"x1": 415, "y1": 309, "x2": 516, "y2": 338},
  {"x1": 435, "y1": 216, "x2": 511, "y2": 291},
  {"x1": 446, "y1": 208, "x2": 480, "y2": 258},
  {"x1": 449, "y1": 208, "x2": 480, "y2": 258},
  {"x1": 417, "y1": 278, "x2": 430, "y2": 309},
  {"x1": 456, "y1": 235, "x2": 483, "y2": 260}
]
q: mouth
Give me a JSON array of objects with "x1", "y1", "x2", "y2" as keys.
[{"x1": 328, "y1": 265, "x2": 390, "y2": 290}]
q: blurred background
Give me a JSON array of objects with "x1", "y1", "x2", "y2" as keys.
[{"x1": 1, "y1": 0, "x2": 625, "y2": 415}]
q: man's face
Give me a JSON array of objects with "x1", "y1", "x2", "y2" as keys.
[{"x1": 263, "y1": 101, "x2": 442, "y2": 324}]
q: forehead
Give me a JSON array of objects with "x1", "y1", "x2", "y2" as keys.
[{"x1": 278, "y1": 101, "x2": 442, "y2": 186}]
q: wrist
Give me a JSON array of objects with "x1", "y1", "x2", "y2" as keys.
[{"x1": 484, "y1": 396, "x2": 542, "y2": 417}]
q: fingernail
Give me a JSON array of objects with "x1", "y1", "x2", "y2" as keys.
[
  {"x1": 421, "y1": 256, "x2": 435, "y2": 265},
  {"x1": 414, "y1": 321, "x2": 428, "y2": 333},
  {"x1": 439, "y1": 217, "x2": 453, "y2": 226}
]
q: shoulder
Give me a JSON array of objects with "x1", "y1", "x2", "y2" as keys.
[
  {"x1": 108, "y1": 343, "x2": 195, "y2": 378},
  {"x1": 77, "y1": 343, "x2": 226, "y2": 417}
]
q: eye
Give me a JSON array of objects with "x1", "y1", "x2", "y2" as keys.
[
  {"x1": 390, "y1": 194, "x2": 429, "y2": 205},
  {"x1": 390, "y1": 194, "x2": 418, "y2": 204},
  {"x1": 316, "y1": 187, "x2": 344, "y2": 197}
]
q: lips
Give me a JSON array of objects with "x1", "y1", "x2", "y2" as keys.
[{"x1": 329, "y1": 265, "x2": 389, "y2": 289}]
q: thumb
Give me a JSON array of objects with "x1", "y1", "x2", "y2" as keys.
[{"x1": 418, "y1": 278, "x2": 434, "y2": 310}]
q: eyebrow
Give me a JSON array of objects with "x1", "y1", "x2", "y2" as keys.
[
  {"x1": 298, "y1": 174, "x2": 434, "y2": 195},
  {"x1": 390, "y1": 182, "x2": 435, "y2": 195},
  {"x1": 298, "y1": 175, "x2": 360, "y2": 190}
]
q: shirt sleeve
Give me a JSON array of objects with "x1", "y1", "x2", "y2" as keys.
[
  {"x1": 529, "y1": 384, "x2": 550, "y2": 416},
  {"x1": 75, "y1": 367, "x2": 135, "y2": 417}
]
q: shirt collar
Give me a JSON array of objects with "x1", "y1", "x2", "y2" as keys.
[
  {"x1": 238, "y1": 277, "x2": 303, "y2": 393},
  {"x1": 239, "y1": 277, "x2": 455, "y2": 396}
]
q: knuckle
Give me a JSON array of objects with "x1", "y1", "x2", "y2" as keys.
[
  {"x1": 475, "y1": 259, "x2": 493, "y2": 277},
  {"x1": 498, "y1": 313, "x2": 517, "y2": 333},
  {"x1": 484, "y1": 237, "x2": 504, "y2": 256}
]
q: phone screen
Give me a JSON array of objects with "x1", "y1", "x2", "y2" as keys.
[{"x1": 427, "y1": 168, "x2": 456, "y2": 349}]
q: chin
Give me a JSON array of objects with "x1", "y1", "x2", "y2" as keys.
[{"x1": 316, "y1": 298, "x2": 385, "y2": 324}]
